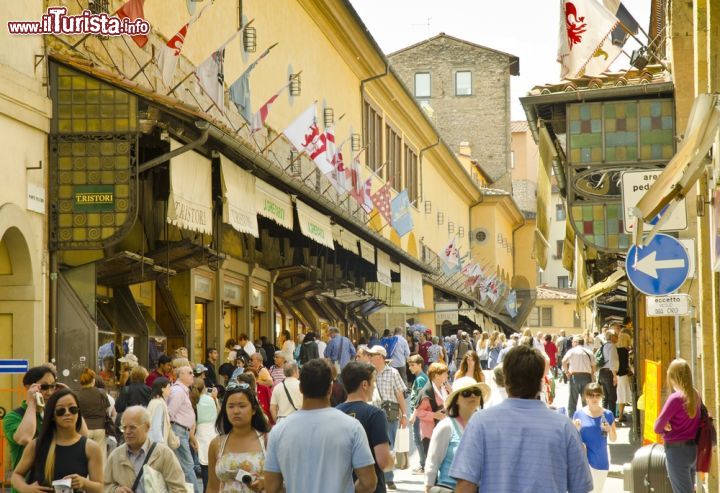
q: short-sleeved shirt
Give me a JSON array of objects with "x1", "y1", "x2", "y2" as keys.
[
  {"x1": 270, "y1": 377, "x2": 303, "y2": 418},
  {"x1": 450, "y1": 398, "x2": 593, "y2": 493},
  {"x1": 573, "y1": 408, "x2": 614, "y2": 470},
  {"x1": 3, "y1": 402, "x2": 42, "y2": 470},
  {"x1": 373, "y1": 365, "x2": 407, "y2": 406},
  {"x1": 336, "y1": 401, "x2": 390, "y2": 493},
  {"x1": 264, "y1": 407, "x2": 375, "y2": 493}
]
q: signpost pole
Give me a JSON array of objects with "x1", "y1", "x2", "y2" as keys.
[{"x1": 674, "y1": 315, "x2": 681, "y2": 359}]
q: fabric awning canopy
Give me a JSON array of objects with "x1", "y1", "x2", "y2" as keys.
[
  {"x1": 296, "y1": 200, "x2": 334, "y2": 249},
  {"x1": 635, "y1": 94, "x2": 720, "y2": 232},
  {"x1": 578, "y1": 269, "x2": 626, "y2": 305},
  {"x1": 376, "y1": 249, "x2": 392, "y2": 287},
  {"x1": 359, "y1": 239, "x2": 375, "y2": 263},
  {"x1": 167, "y1": 138, "x2": 213, "y2": 235},
  {"x1": 400, "y1": 264, "x2": 425, "y2": 309},
  {"x1": 256, "y1": 179, "x2": 294, "y2": 230},
  {"x1": 332, "y1": 225, "x2": 360, "y2": 255},
  {"x1": 533, "y1": 122, "x2": 555, "y2": 269},
  {"x1": 220, "y1": 155, "x2": 259, "y2": 237}
]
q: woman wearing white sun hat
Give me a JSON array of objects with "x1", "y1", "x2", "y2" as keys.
[{"x1": 424, "y1": 376, "x2": 491, "y2": 493}]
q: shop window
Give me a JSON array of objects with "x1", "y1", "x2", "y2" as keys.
[
  {"x1": 224, "y1": 305, "x2": 238, "y2": 348},
  {"x1": 194, "y1": 302, "x2": 207, "y2": 363}
]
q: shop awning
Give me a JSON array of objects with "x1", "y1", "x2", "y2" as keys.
[
  {"x1": 167, "y1": 138, "x2": 213, "y2": 235},
  {"x1": 562, "y1": 219, "x2": 576, "y2": 283},
  {"x1": 533, "y1": 123, "x2": 555, "y2": 270},
  {"x1": 296, "y1": 200, "x2": 334, "y2": 249},
  {"x1": 376, "y1": 249, "x2": 392, "y2": 287},
  {"x1": 256, "y1": 179, "x2": 294, "y2": 231},
  {"x1": 635, "y1": 94, "x2": 720, "y2": 235},
  {"x1": 359, "y1": 239, "x2": 375, "y2": 263},
  {"x1": 578, "y1": 269, "x2": 626, "y2": 305},
  {"x1": 96, "y1": 251, "x2": 176, "y2": 286},
  {"x1": 332, "y1": 225, "x2": 360, "y2": 255},
  {"x1": 220, "y1": 155, "x2": 259, "y2": 237},
  {"x1": 400, "y1": 264, "x2": 425, "y2": 309}
]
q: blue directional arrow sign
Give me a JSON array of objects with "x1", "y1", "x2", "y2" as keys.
[
  {"x1": 0, "y1": 359, "x2": 29, "y2": 374},
  {"x1": 626, "y1": 234, "x2": 689, "y2": 296}
]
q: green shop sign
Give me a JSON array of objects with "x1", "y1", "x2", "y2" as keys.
[{"x1": 73, "y1": 185, "x2": 115, "y2": 212}]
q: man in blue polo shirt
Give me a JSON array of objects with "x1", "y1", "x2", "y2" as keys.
[{"x1": 450, "y1": 345, "x2": 593, "y2": 493}]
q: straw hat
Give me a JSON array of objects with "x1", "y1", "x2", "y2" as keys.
[{"x1": 444, "y1": 376, "x2": 491, "y2": 409}]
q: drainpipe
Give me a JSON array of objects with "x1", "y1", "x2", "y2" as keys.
[
  {"x1": 511, "y1": 214, "x2": 526, "y2": 283},
  {"x1": 359, "y1": 63, "x2": 388, "y2": 148},
  {"x1": 49, "y1": 251, "x2": 58, "y2": 363},
  {"x1": 137, "y1": 120, "x2": 210, "y2": 173}
]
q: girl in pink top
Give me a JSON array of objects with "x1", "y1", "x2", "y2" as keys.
[
  {"x1": 653, "y1": 359, "x2": 701, "y2": 493},
  {"x1": 411, "y1": 362, "x2": 451, "y2": 458}
]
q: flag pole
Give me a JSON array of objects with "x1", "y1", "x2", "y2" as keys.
[
  {"x1": 260, "y1": 133, "x2": 284, "y2": 153},
  {"x1": 616, "y1": 20, "x2": 669, "y2": 71},
  {"x1": 166, "y1": 71, "x2": 194, "y2": 95}
]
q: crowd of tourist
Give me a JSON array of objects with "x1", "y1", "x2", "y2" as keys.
[{"x1": 3, "y1": 317, "x2": 705, "y2": 493}]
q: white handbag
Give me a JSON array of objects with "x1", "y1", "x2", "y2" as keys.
[
  {"x1": 394, "y1": 426, "x2": 410, "y2": 453},
  {"x1": 143, "y1": 464, "x2": 194, "y2": 493}
]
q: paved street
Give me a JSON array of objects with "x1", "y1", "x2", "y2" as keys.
[{"x1": 392, "y1": 371, "x2": 635, "y2": 492}]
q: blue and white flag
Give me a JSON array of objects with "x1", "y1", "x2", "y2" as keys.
[
  {"x1": 505, "y1": 289, "x2": 518, "y2": 318},
  {"x1": 391, "y1": 190, "x2": 414, "y2": 237}
]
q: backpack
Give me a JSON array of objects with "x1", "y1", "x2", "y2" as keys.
[
  {"x1": 594, "y1": 342, "x2": 608, "y2": 368},
  {"x1": 696, "y1": 401, "x2": 717, "y2": 473}
]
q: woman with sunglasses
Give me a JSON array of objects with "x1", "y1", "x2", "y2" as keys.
[
  {"x1": 572, "y1": 382, "x2": 616, "y2": 492},
  {"x1": 206, "y1": 381, "x2": 271, "y2": 493},
  {"x1": 453, "y1": 350, "x2": 485, "y2": 383},
  {"x1": 12, "y1": 388, "x2": 103, "y2": 492},
  {"x1": 424, "y1": 377, "x2": 490, "y2": 493}
]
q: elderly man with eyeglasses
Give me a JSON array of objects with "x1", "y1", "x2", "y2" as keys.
[{"x1": 105, "y1": 406, "x2": 187, "y2": 493}]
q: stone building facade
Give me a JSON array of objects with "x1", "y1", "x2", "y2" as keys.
[{"x1": 389, "y1": 33, "x2": 519, "y2": 191}]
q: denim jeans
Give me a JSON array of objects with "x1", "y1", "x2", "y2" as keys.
[
  {"x1": 568, "y1": 373, "x2": 592, "y2": 417},
  {"x1": 412, "y1": 419, "x2": 426, "y2": 468},
  {"x1": 172, "y1": 423, "x2": 200, "y2": 493},
  {"x1": 665, "y1": 442, "x2": 697, "y2": 493},
  {"x1": 385, "y1": 418, "x2": 399, "y2": 483}
]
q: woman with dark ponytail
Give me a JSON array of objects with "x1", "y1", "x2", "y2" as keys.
[{"x1": 11, "y1": 388, "x2": 103, "y2": 492}]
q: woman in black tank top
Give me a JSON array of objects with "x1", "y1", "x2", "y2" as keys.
[{"x1": 11, "y1": 388, "x2": 104, "y2": 492}]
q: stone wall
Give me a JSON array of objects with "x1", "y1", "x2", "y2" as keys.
[{"x1": 389, "y1": 35, "x2": 514, "y2": 189}]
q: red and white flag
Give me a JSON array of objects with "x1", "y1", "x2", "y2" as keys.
[
  {"x1": 557, "y1": 0, "x2": 619, "y2": 79},
  {"x1": 371, "y1": 182, "x2": 393, "y2": 224},
  {"x1": 157, "y1": 4, "x2": 210, "y2": 86},
  {"x1": 115, "y1": 0, "x2": 148, "y2": 48},
  {"x1": 333, "y1": 144, "x2": 351, "y2": 193},
  {"x1": 348, "y1": 152, "x2": 373, "y2": 212},
  {"x1": 283, "y1": 103, "x2": 332, "y2": 174},
  {"x1": 250, "y1": 82, "x2": 290, "y2": 134},
  {"x1": 439, "y1": 236, "x2": 461, "y2": 271}
]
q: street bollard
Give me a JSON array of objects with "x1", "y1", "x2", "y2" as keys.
[{"x1": 630, "y1": 443, "x2": 672, "y2": 493}]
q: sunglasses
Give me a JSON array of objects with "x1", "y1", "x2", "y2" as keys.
[
  {"x1": 587, "y1": 393, "x2": 603, "y2": 398},
  {"x1": 40, "y1": 384, "x2": 57, "y2": 391},
  {"x1": 460, "y1": 388, "x2": 482, "y2": 398},
  {"x1": 55, "y1": 406, "x2": 79, "y2": 417},
  {"x1": 226, "y1": 380, "x2": 251, "y2": 391}
]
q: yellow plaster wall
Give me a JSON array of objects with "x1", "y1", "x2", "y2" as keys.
[
  {"x1": 471, "y1": 201, "x2": 514, "y2": 278},
  {"x1": 532, "y1": 298, "x2": 583, "y2": 336},
  {"x1": 513, "y1": 220, "x2": 537, "y2": 289}
]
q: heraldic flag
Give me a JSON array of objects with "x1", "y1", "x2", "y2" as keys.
[
  {"x1": 390, "y1": 189, "x2": 414, "y2": 237},
  {"x1": 116, "y1": 0, "x2": 148, "y2": 48},
  {"x1": 371, "y1": 182, "x2": 393, "y2": 224},
  {"x1": 557, "y1": 0, "x2": 619, "y2": 79},
  {"x1": 157, "y1": 4, "x2": 210, "y2": 86},
  {"x1": 284, "y1": 104, "x2": 332, "y2": 174}
]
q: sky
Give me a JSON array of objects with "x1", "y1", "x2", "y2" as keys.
[{"x1": 349, "y1": 0, "x2": 651, "y2": 120}]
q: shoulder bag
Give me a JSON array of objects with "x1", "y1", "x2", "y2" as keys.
[
  {"x1": 281, "y1": 381, "x2": 297, "y2": 411},
  {"x1": 131, "y1": 442, "x2": 157, "y2": 491},
  {"x1": 377, "y1": 384, "x2": 400, "y2": 422}
]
